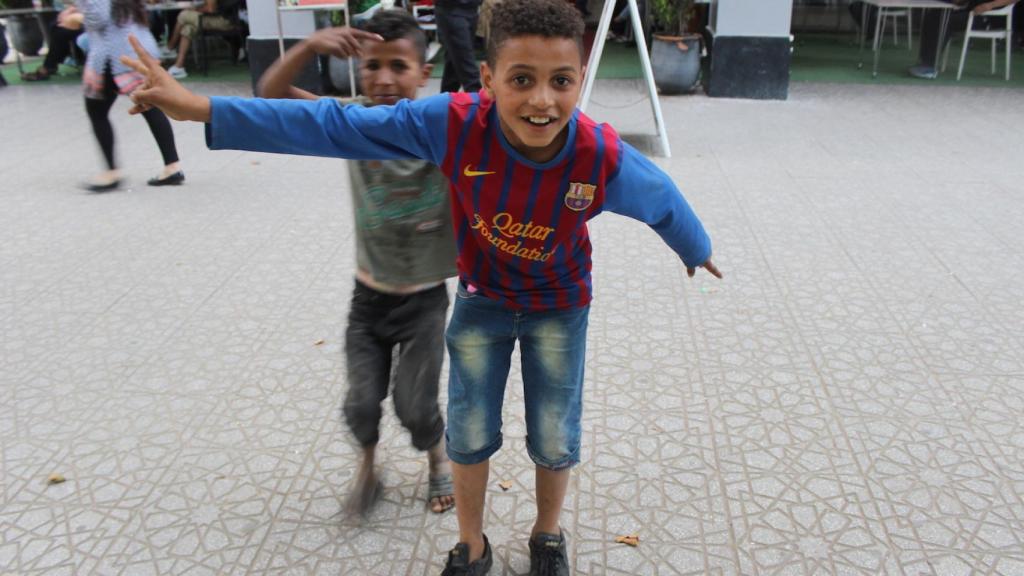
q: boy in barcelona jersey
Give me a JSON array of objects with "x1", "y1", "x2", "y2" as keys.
[{"x1": 121, "y1": 1, "x2": 722, "y2": 573}]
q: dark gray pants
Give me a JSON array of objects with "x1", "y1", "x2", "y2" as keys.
[
  {"x1": 435, "y1": 1, "x2": 482, "y2": 93},
  {"x1": 919, "y1": 8, "x2": 971, "y2": 68},
  {"x1": 342, "y1": 280, "x2": 449, "y2": 450}
]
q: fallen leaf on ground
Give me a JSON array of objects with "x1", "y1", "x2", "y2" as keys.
[
  {"x1": 251, "y1": 161, "x2": 261, "y2": 165},
  {"x1": 498, "y1": 480, "x2": 513, "y2": 491},
  {"x1": 313, "y1": 339, "x2": 325, "y2": 346},
  {"x1": 47, "y1": 473, "x2": 66, "y2": 485},
  {"x1": 615, "y1": 534, "x2": 640, "y2": 547}
]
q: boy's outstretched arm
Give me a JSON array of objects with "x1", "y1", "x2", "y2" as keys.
[
  {"x1": 258, "y1": 27, "x2": 382, "y2": 100},
  {"x1": 604, "y1": 143, "x2": 722, "y2": 280},
  {"x1": 121, "y1": 35, "x2": 450, "y2": 164},
  {"x1": 122, "y1": 35, "x2": 212, "y2": 121}
]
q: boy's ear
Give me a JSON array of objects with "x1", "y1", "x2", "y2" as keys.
[
  {"x1": 420, "y1": 63, "x2": 433, "y2": 86},
  {"x1": 480, "y1": 61, "x2": 493, "y2": 96}
]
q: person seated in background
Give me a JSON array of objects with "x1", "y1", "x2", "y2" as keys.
[
  {"x1": 909, "y1": 0, "x2": 1020, "y2": 79},
  {"x1": 147, "y1": 0, "x2": 180, "y2": 49},
  {"x1": 606, "y1": 0, "x2": 646, "y2": 43},
  {"x1": 21, "y1": 3, "x2": 86, "y2": 81},
  {"x1": 160, "y1": 0, "x2": 235, "y2": 78}
]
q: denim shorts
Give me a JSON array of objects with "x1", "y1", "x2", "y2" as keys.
[{"x1": 444, "y1": 282, "x2": 590, "y2": 470}]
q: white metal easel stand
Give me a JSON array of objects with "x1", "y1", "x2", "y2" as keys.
[
  {"x1": 274, "y1": 2, "x2": 357, "y2": 98},
  {"x1": 579, "y1": 0, "x2": 671, "y2": 158}
]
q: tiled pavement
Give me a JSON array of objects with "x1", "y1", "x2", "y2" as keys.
[{"x1": 2, "y1": 79, "x2": 1023, "y2": 575}]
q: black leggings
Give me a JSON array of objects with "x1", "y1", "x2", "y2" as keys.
[{"x1": 84, "y1": 67, "x2": 179, "y2": 171}]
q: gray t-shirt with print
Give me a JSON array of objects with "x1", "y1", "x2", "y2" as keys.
[{"x1": 347, "y1": 154, "x2": 457, "y2": 286}]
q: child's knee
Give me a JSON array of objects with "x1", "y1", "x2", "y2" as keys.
[
  {"x1": 526, "y1": 403, "x2": 580, "y2": 469},
  {"x1": 445, "y1": 406, "x2": 501, "y2": 464},
  {"x1": 395, "y1": 402, "x2": 442, "y2": 441}
]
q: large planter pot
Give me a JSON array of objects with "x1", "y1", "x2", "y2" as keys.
[
  {"x1": 8, "y1": 15, "x2": 45, "y2": 56},
  {"x1": 651, "y1": 33, "x2": 701, "y2": 95}
]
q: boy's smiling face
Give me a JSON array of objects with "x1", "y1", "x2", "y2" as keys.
[
  {"x1": 359, "y1": 37, "x2": 431, "y2": 106},
  {"x1": 482, "y1": 35, "x2": 584, "y2": 164}
]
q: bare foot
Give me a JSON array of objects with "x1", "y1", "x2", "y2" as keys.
[
  {"x1": 89, "y1": 169, "x2": 121, "y2": 186},
  {"x1": 160, "y1": 162, "x2": 181, "y2": 179},
  {"x1": 345, "y1": 447, "x2": 382, "y2": 516},
  {"x1": 427, "y1": 441, "x2": 454, "y2": 513}
]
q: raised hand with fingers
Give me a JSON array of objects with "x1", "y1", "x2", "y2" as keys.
[
  {"x1": 120, "y1": 35, "x2": 212, "y2": 122},
  {"x1": 305, "y1": 27, "x2": 384, "y2": 59}
]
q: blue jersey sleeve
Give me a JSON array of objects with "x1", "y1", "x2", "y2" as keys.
[
  {"x1": 205, "y1": 94, "x2": 451, "y2": 165},
  {"x1": 603, "y1": 143, "x2": 712, "y2": 268}
]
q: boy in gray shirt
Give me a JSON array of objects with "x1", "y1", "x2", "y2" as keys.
[{"x1": 258, "y1": 11, "x2": 457, "y2": 515}]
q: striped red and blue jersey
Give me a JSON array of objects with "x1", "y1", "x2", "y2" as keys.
[{"x1": 207, "y1": 91, "x2": 711, "y2": 311}]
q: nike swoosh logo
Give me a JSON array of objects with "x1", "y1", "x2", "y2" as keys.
[{"x1": 464, "y1": 165, "x2": 495, "y2": 177}]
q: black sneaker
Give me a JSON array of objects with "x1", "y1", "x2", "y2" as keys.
[
  {"x1": 441, "y1": 535, "x2": 492, "y2": 575},
  {"x1": 529, "y1": 531, "x2": 569, "y2": 576}
]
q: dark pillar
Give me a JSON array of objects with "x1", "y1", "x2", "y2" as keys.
[{"x1": 706, "y1": 0, "x2": 793, "y2": 100}]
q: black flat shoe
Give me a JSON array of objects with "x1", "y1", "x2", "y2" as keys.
[
  {"x1": 21, "y1": 68, "x2": 53, "y2": 81},
  {"x1": 148, "y1": 171, "x2": 185, "y2": 186},
  {"x1": 83, "y1": 179, "x2": 122, "y2": 192}
]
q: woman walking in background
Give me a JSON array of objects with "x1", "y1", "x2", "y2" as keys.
[{"x1": 81, "y1": 0, "x2": 183, "y2": 191}]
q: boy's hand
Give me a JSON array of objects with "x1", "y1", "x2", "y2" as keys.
[
  {"x1": 304, "y1": 27, "x2": 384, "y2": 59},
  {"x1": 120, "y1": 35, "x2": 212, "y2": 122},
  {"x1": 687, "y1": 257, "x2": 722, "y2": 279}
]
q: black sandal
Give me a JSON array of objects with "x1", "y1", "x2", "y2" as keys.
[{"x1": 21, "y1": 68, "x2": 53, "y2": 82}]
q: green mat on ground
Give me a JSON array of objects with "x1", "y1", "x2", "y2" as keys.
[
  {"x1": 791, "y1": 32, "x2": 1023, "y2": 87},
  {"x1": 0, "y1": 55, "x2": 252, "y2": 87}
]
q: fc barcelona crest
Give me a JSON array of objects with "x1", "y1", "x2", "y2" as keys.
[{"x1": 565, "y1": 182, "x2": 596, "y2": 211}]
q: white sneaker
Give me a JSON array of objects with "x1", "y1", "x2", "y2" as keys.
[
  {"x1": 159, "y1": 47, "x2": 178, "y2": 60},
  {"x1": 167, "y1": 65, "x2": 188, "y2": 79}
]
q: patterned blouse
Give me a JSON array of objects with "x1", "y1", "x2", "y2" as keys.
[{"x1": 81, "y1": 0, "x2": 159, "y2": 86}]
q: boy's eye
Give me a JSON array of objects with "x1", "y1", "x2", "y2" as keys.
[
  {"x1": 554, "y1": 76, "x2": 573, "y2": 87},
  {"x1": 391, "y1": 62, "x2": 409, "y2": 73},
  {"x1": 512, "y1": 75, "x2": 531, "y2": 87},
  {"x1": 365, "y1": 62, "x2": 381, "y2": 71}
]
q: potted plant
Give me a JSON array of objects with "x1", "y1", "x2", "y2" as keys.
[{"x1": 649, "y1": 0, "x2": 700, "y2": 94}]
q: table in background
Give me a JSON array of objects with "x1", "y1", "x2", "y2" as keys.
[{"x1": 858, "y1": 0, "x2": 955, "y2": 77}]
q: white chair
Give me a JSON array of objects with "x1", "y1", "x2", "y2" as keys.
[
  {"x1": 879, "y1": 8, "x2": 913, "y2": 49},
  {"x1": 948, "y1": 4, "x2": 1015, "y2": 81}
]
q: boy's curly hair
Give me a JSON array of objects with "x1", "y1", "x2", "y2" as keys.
[
  {"x1": 486, "y1": 0, "x2": 585, "y2": 67},
  {"x1": 364, "y1": 9, "x2": 428, "y2": 63}
]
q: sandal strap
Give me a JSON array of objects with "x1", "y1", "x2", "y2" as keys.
[{"x1": 428, "y1": 473, "x2": 454, "y2": 498}]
